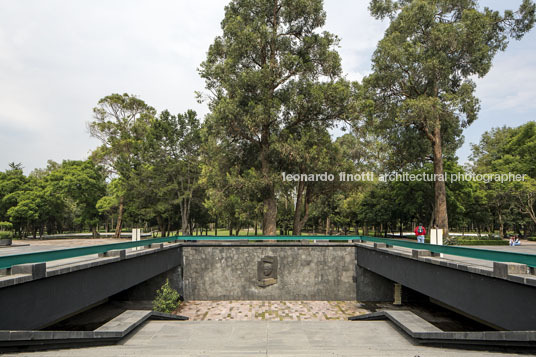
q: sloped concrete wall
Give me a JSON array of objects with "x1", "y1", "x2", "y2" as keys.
[{"x1": 182, "y1": 244, "x2": 356, "y2": 300}]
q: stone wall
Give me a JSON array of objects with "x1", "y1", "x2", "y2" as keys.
[{"x1": 182, "y1": 244, "x2": 356, "y2": 301}]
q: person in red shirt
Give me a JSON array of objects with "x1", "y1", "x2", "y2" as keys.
[{"x1": 414, "y1": 223, "x2": 426, "y2": 243}]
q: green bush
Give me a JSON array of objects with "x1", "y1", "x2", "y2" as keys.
[
  {"x1": 0, "y1": 222, "x2": 13, "y2": 231},
  {"x1": 456, "y1": 239, "x2": 508, "y2": 246},
  {"x1": 0, "y1": 231, "x2": 13, "y2": 239},
  {"x1": 528, "y1": 237, "x2": 536, "y2": 241},
  {"x1": 152, "y1": 279, "x2": 181, "y2": 314}
]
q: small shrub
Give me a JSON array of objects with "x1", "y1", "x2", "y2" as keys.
[
  {"x1": 0, "y1": 222, "x2": 13, "y2": 231},
  {"x1": 152, "y1": 279, "x2": 181, "y2": 314},
  {"x1": 0, "y1": 231, "x2": 13, "y2": 239},
  {"x1": 528, "y1": 237, "x2": 536, "y2": 242}
]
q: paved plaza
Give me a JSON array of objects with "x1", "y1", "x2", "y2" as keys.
[
  {"x1": 177, "y1": 300, "x2": 368, "y2": 321},
  {"x1": 3, "y1": 320, "x2": 529, "y2": 356}
]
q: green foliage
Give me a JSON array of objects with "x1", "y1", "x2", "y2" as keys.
[
  {"x1": 456, "y1": 240, "x2": 508, "y2": 246},
  {"x1": 0, "y1": 222, "x2": 13, "y2": 231},
  {"x1": 89, "y1": 93, "x2": 156, "y2": 236},
  {"x1": 470, "y1": 121, "x2": 536, "y2": 227},
  {"x1": 1, "y1": 2, "x2": 535, "y2": 241},
  {"x1": 0, "y1": 231, "x2": 13, "y2": 239},
  {"x1": 199, "y1": 0, "x2": 353, "y2": 234},
  {"x1": 152, "y1": 279, "x2": 181, "y2": 314},
  {"x1": 359, "y1": 0, "x2": 535, "y2": 232}
]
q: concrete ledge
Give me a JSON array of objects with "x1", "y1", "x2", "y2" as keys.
[
  {"x1": 0, "y1": 274, "x2": 32, "y2": 288},
  {"x1": 0, "y1": 310, "x2": 189, "y2": 352},
  {"x1": 357, "y1": 242, "x2": 529, "y2": 286},
  {"x1": 493, "y1": 262, "x2": 528, "y2": 279},
  {"x1": 349, "y1": 310, "x2": 536, "y2": 347},
  {"x1": 46, "y1": 256, "x2": 121, "y2": 277},
  {"x1": 11, "y1": 263, "x2": 46, "y2": 279},
  {"x1": 0, "y1": 243, "x2": 182, "y2": 286},
  {"x1": 412, "y1": 249, "x2": 431, "y2": 258},
  {"x1": 374, "y1": 243, "x2": 387, "y2": 249},
  {"x1": 98, "y1": 249, "x2": 126, "y2": 260}
]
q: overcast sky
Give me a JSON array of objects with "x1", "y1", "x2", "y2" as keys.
[{"x1": 1, "y1": 0, "x2": 534, "y2": 173}]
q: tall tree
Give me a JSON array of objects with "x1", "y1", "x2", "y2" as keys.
[
  {"x1": 144, "y1": 110, "x2": 202, "y2": 236},
  {"x1": 199, "y1": 0, "x2": 351, "y2": 235},
  {"x1": 89, "y1": 93, "x2": 156, "y2": 238},
  {"x1": 361, "y1": 0, "x2": 535, "y2": 236}
]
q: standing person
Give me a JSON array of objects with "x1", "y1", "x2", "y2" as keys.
[{"x1": 414, "y1": 223, "x2": 426, "y2": 243}]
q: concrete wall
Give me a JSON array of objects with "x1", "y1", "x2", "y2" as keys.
[
  {"x1": 355, "y1": 265, "x2": 394, "y2": 302},
  {"x1": 182, "y1": 244, "x2": 356, "y2": 300},
  {"x1": 0, "y1": 247, "x2": 182, "y2": 330},
  {"x1": 356, "y1": 245, "x2": 536, "y2": 330}
]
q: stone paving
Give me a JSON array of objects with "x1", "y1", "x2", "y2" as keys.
[{"x1": 177, "y1": 300, "x2": 369, "y2": 321}]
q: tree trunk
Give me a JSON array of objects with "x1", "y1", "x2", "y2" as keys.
[
  {"x1": 430, "y1": 125, "x2": 449, "y2": 238},
  {"x1": 114, "y1": 196, "x2": 124, "y2": 239},
  {"x1": 91, "y1": 225, "x2": 99, "y2": 239},
  {"x1": 260, "y1": 126, "x2": 277, "y2": 236},
  {"x1": 180, "y1": 197, "x2": 190, "y2": 236},
  {"x1": 325, "y1": 216, "x2": 330, "y2": 235},
  {"x1": 263, "y1": 194, "x2": 277, "y2": 236},
  {"x1": 293, "y1": 179, "x2": 305, "y2": 236},
  {"x1": 293, "y1": 182, "x2": 311, "y2": 236}
]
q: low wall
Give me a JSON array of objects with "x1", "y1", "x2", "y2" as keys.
[{"x1": 182, "y1": 244, "x2": 357, "y2": 300}]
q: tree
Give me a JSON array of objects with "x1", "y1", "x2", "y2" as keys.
[
  {"x1": 148, "y1": 110, "x2": 202, "y2": 236},
  {"x1": 199, "y1": 0, "x2": 351, "y2": 235},
  {"x1": 89, "y1": 93, "x2": 156, "y2": 238},
  {"x1": 277, "y1": 127, "x2": 337, "y2": 235},
  {"x1": 361, "y1": 0, "x2": 535, "y2": 236},
  {"x1": 48, "y1": 160, "x2": 106, "y2": 238},
  {"x1": 471, "y1": 122, "x2": 536, "y2": 234},
  {"x1": 0, "y1": 164, "x2": 27, "y2": 224}
]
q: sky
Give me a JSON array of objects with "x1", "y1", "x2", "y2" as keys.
[{"x1": 0, "y1": 0, "x2": 534, "y2": 173}]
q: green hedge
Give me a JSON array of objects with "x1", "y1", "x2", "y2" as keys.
[
  {"x1": 0, "y1": 222, "x2": 13, "y2": 231},
  {"x1": 528, "y1": 237, "x2": 536, "y2": 241},
  {"x1": 0, "y1": 231, "x2": 13, "y2": 239},
  {"x1": 456, "y1": 239, "x2": 508, "y2": 246}
]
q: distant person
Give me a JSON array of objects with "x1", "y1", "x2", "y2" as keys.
[
  {"x1": 509, "y1": 236, "x2": 515, "y2": 246},
  {"x1": 414, "y1": 223, "x2": 426, "y2": 243},
  {"x1": 514, "y1": 236, "x2": 521, "y2": 246}
]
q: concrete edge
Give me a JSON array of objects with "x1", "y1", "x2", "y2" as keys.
[
  {"x1": 355, "y1": 243, "x2": 536, "y2": 286},
  {"x1": 0, "y1": 242, "x2": 183, "y2": 287},
  {"x1": 0, "y1": 310, "x2": 188, "y2": 351},
  {"x1": 349, "y1": 310, "x2": 536, "y2": 347}
]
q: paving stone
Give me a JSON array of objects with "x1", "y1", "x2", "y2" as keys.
[{"x1": 177, "y1": 301, "x2": 368, "y2": 321}]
